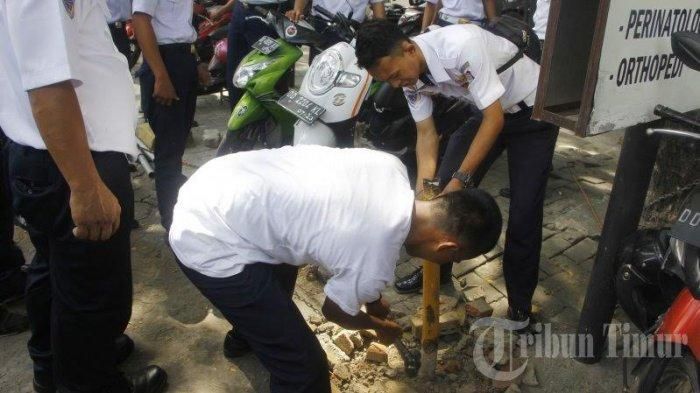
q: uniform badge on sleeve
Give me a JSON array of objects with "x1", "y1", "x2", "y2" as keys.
[
  {"x1": 63, "y1": 0, "x2": 75, "y2": 19},
  {"x1": 405, "y1": 89, "x2": 419, "y2": 105}
]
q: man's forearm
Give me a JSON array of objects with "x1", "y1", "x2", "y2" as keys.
[
  {"x1": 293, "y1": 0, "x2": 307, "y2": 13},
  {"x1": 322, "y1": 298, "x2": 389, "y2": 331},
  {"x1": 28, "y1": 82, "x2": 101, "y2": 193},
  {"x1": 132, "y1": 13, "x2": 169, "y2": 79},
  {"x1": 415, "y1": 118, "x2": 439, "y2": 186},
  {"x1": 371, "y1": 3, "x2": 386, "y2": 19},
  {"x1": 483, "y1": 0, "x2": 498, "y2": 21},
  {"x1": 457, "y1": 102, "x2": 504, "y2": 175},
  {"x1": 422, "y1": 3, "x2": 437, "y2": 31}
]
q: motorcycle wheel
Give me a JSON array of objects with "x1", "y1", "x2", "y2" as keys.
[
  {"x1": 634, "y1": 351, "x2": 700, "y2": 393},
  {"x1": 215, "y1": 118, "x2": 288, "y2": 157}
]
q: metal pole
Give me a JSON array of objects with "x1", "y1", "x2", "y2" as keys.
[
  {"x1": 418, "y1": 180, "x2": 441, "y2": 379},
  {"x1": 576, "y1": 123, "x2": 660, "y2": 363},
  {"x1": 419, "y1": 261, "x2": 440, "y2": 379}
]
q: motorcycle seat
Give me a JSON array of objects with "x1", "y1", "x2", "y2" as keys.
[{"x1": 373, "y1": 82, "x2": 408, "y2": 112}]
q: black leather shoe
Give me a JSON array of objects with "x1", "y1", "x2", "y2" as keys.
[
  {"x1": 115, "y1": 334, "x2": 135, "y2": 365},
  {"x1": 394, "y1": 267, "x2": 453, "y2": 294},
  {"x1": 507, "y1": 307, "x2": 542, "y2": 335},
  {"x1": 129, "y1": 365, "x2": 167, "y2": 393},
  {"x1": 223, "y1": 329, "x2": 251, "y2": 359},
  {"x1": 0, "y1": 306, "x2": 28, "y2": 336}
]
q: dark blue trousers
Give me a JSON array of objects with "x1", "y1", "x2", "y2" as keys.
[
  {"x1": 7, "y1": 142, "x2": 133, "y2": 392},
  {"x1": 139, "y1": 44, "x2": 198, "y2": 230},
  {"x1": 0, "y1": 130, "x2": 25, "y2": 300},
  {"x1": 226, "y1": 1, "x2": 287, "y2": 110},
  {"x1": 437, "y1": 108, "x2": 559, "y2": 312},
  {"x1": 179, "y1": 262, "x2": 331, "y2": 393}
]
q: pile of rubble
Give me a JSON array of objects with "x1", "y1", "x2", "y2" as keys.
[{"x1": 304, "y1": 290, "x2": 540, "y2": 393}]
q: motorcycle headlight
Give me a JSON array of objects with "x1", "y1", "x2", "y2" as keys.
[
  {"x1": 307, "y1": 49, "x2": 343, "y2": 95},
  {"x1": 336, "y1": 72, "x2": 361, "y2": 88},
  {"x1": 233, "y1": 59, "x2": 274, "y2": 88}
]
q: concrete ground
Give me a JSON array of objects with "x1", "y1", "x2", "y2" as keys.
[{"x1": 1, "y1": 31, "x2": 633, "y2": 393}]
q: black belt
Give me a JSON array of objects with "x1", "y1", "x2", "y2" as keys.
[
  {"x1": 246, "y1": 2, "x2": 291, "y2": 12},
  {"x1": 158, "y1": 43, "x2": 193, "y2": 54},
  {"x1": 108, "y1": 21, "x2": 125, "y2": 29}
]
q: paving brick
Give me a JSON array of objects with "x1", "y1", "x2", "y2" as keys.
[
  {"x1": 365, "y1": 342, "x2": 388, "y2": 364},
  {"x1": 539, "y1": 257, "x2": 565, "y2": 277},
  {"x1": 452, "y1": 256, "x2": 488, "y2": 278},
  {"x1": 481, "y1": 282, "x2": 504, "y2": 303},
  {"x1": 490, "y1": 276, "x2": 507, "y2": 296},
  {"x1": 462, "y1": 286, "x2": 485, "y2": 302},
  {"x1": 485, "y1": 245, "x2": 504, "y2": 261},
  {"x1": 333, "y1": 331, "x2": 355, "y2": 356},
  {"x1": 474, "y1": 259, "x2": 503, "y2": 281},
  {"x1": 540, "y1": 234, "x2": 573, "y2": 259},
  {"x1": 318, "y1": 334, "x2": 350, "y2": 368},
  {"x1": 563, "y1": 237, "x2": 598, "y2": 263},
  {"x1": 465, "y1": 297, "x2": 493, "y2": 317},
  {"x1": 490, "y1": 297, "x2": 509, "y2": 318},
  {"x1": 552, "y1": 255, "x2": 591, "y2": 278},
  {"x1": 411, "y1": 307, "x2": 465, "y2": 338},
  {"x1": 459, "y1": 272, "x2": 486, "y2": 289}
]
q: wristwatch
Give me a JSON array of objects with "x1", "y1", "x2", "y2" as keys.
[{"x1": 451, "y1": 171, "x2": 475, "y2": 188}]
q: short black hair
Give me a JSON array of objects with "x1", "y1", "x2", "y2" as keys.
[
  {"x1": 355, "y1": 19, "x2": 410, "y2": 70},
  {"x1": 434, "y1": 189, "x2": 503, "y2": 258}
]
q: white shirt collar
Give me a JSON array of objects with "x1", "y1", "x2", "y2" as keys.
[{"x1": 411, "y1": 37, "x2": 452, "y2": 84}]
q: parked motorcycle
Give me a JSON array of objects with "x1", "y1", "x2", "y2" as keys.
[
  {"x1": 217, "y1": 6, "x2": 325, "y2": 155},
  {"x1": 397, "y1": 0, "x2": 426, "y2": 36},
  {"x1": 192, "y1": 1, "x2": 232, "y2": 95},
  {"x1": 616, "y1": 31, "x2": 700, "y2": 393}
]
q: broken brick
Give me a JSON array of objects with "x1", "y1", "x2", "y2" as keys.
[
  {"x1": 333, "y1": 331, "x2": 355, "y2": 356},
  {"x1": 465, "y1": 297, "x2": 494, "y2": 318},
  {"x1": 365, "y1": 342, "x2": 388, "y2": 364}
]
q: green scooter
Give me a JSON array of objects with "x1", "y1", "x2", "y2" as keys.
[{"x1": 217, "y1": 7, "x2": 324, "y2": 156}]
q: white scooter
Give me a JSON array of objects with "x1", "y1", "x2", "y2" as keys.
[{"x1": 277, "y1": 6, "x2": 373, "y2": 148}]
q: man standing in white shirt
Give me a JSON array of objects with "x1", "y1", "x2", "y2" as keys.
[
  {"x1": 106, "y1": 0, "x2": 133, "y2": 60},
  {"x1": 286, "y1": 0, "x2": 385, "y2": 61},
  {"x1": 132, "y1": 0, "x2": 199, "y2": 232},
  {"x1": 0, "y1": 0, "x2": 166, "y2": 392},
  {"x1": 422, "y1": 0, "x2": 498, "y2": 31},
  {"x1": 533, "y1": 0, "x2": 550, "y2": 56},
  {"x1": 356, "y1": 20, "x2": 558, "y2": 332},
  {"x1": 169, "y1": 146, "x2": 502, "y2": 393}
]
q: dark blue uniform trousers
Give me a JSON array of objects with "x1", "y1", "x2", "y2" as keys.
[
  {"x1": 0, "y1": 131, "x2": 25, "y2": 291},
  {"x1": 179, "y1": 261, "x2": 331, "y2": 393},
  {"x1": 139, "y1": 44, "x2": 198, "y2": 230},
  {"x1": 437, "y1": 108, "x2": 559, "y2": 313},
  {"x1": 7, "y1": 142, "x2": 133, "y2": 392}
]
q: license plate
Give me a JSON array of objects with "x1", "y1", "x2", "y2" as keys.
[
  {"x1": 671, "y1": 189, "x2": 700, "y2": 248},
  {"x1": 252, "y1": 36, "x2": 280, "y2": 55},
  {"x1": 277, "y1": 90, "x2": 325, "y2": 125}
]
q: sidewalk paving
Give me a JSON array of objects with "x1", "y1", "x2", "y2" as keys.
[{"x1": 0, "y1": 52, "x2": 633, "y2": 392}]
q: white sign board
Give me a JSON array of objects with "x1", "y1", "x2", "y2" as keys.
[{"x1": 589, "y1": 1, "x2": 700, "y2": 135}]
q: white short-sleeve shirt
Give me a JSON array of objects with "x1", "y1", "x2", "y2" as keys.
[
  {"x1": 311, "y1": 0, "x2": 383, "y2": 23},
  {"x1": 428, "y1": 0, "x2": 486, "y2": 21},
  {"x1": 106, "y1": 0, "x2": 132, "y2": 23},
  {"x1": 403, "y1": 24, "x2": 540, "y2": 122},
  {"x1": 169, "y1": 146, "x2": 415, "y2": 316},
  {"x1": 0, "y1": 0, "x2": 137, "y2": 156},
  {"x1": 132, "y1": 0, "x2": 196, "y2": 44},
  {"x1": 533, "y1": 0, "x2": 550, "y2": 40}
]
